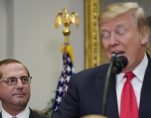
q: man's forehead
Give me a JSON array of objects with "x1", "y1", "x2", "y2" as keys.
[
  {"x1": 0, "y1": 63, "x2": 27, "y2": 77},
  {"x1": 101, "y1": 20, "x2": 128, "y2": 31},
  {"x1": 0, "y1": 63, "x2": 25, "y2": 72}
]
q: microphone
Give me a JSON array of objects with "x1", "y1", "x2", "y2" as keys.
[
  {"x1": 101, "y1": 54, "x2": 128, "y2": 116},
  {"x1": 112, "y1": 55, "x2": 128, "y2": 74}
]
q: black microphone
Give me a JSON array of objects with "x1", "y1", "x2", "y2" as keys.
[
  {"x1": 101, "y1": 54, "x2": 128, "y2": 116},
  {"x1": 112, "y1": 55, "x2": 128, "y2": 74}
]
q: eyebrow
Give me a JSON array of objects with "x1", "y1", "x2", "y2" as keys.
[
  {"x1": 116, "y1": 23, "x2": 126, "y2": 28},
  {"x1": 101, "y1": 29, "x2": 110, "y2": 32}
]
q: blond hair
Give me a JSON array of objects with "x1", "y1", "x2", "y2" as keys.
[{"x1": 99, "y1": 2, "x2": 149, "y2": 32}]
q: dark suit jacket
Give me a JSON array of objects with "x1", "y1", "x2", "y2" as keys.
[
  {"x1": 51, "y1": 55, "x2": 151, "y2": 118},
  {"x1": 0, "y1": 109, "x2": 49, "y2": 118},
  {"x1": 29, "y1": 109, "x2": 49, "y2": 118}
]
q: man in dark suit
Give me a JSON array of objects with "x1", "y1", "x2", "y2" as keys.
[
  {"x1": 51, "y1": 1, "x2": 151, "y2": 118},
  {"x1": 0, "y1": 59, "x2": 48, "y2": 118}
]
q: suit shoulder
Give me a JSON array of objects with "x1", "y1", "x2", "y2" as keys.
[
  {"x1": 30, "y1": 110, "x2": 49, "y2": 118},
  {"x1": 77, "y1": 64, "x2": 108, "y2": 75},
  {"x1": 72, "y1": 64, "x2": 109, "y2": 81}
]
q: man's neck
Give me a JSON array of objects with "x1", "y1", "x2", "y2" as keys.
[{"x1": 2, "y1": 104, "x2": 27, "y2": 116}]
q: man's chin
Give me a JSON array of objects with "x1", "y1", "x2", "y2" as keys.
[
  {"x1": 12, "y1": 101, "x2": 28, "y2": 108},
  {"x1": 12, "y1": 97, "x2": 29, "y2": 106}
]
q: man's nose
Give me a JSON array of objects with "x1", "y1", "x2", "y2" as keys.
[
  {"x1": 16, "y1": 79, "x2": 24, "y2": 87},
  {"x1": 109, "y1": 33, "x2": 119, "y2": 46}
]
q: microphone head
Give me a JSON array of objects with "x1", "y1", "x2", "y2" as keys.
[{"x1": 113, "y1": 55, "x2": 128, "y2": 74}]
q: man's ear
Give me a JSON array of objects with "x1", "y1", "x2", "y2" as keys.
[
  {"x1": 147, "y1": 16, "x2": 151, "y2": 27},
  {"x1": 141, "y1": 29, "x2": 149, "y2": 45}
]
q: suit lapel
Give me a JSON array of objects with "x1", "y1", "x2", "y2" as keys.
[
  {"x1": 0, "y1": 112, "x2": 2, "y2": 118},
  {"x1": 139, "y1": 57, "x2": 151, "y2": 118},
  {"x1": 29, "y1": 109, "x2": 34, "y2": 118},
  {"x1": 97, "y1": 64, "x2": 119, "y2": 118},
  {"x1": 106, "y1": 77, "x2": 119, "y2": 118}
]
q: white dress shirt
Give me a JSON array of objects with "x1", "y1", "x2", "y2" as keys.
[
  {"x1": 116, "y1": 53, "x2": 148, "y2": 114},
  {"x1": 2, "y1": 106, "x2": 30, "y2": 118}
]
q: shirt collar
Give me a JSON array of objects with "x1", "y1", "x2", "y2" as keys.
[
  {"x1": 133, "y1": 53, "x2": 148, "y2": 82},
  {"x1": 116, "y1": 53, "x2": 148, "y2": 84},
  {"x1": 2, "y1": 106, "x2": 30, "y2": 118}
]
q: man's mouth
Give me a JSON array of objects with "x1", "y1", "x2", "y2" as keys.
[
  {"x1": 13, "y1": 92, "x2": 26, "y2": 96},
  {"x1": 111, "y1": 51, "x2": 125, "y2": 56}
]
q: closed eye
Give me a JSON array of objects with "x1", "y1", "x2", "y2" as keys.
[{"x1": 101, "y1": 30, "x2": 111, "y2": 39}]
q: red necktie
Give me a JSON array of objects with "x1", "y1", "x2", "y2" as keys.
[{"x1": 120, "y1": 71, "x2": 138, "y2": 118}]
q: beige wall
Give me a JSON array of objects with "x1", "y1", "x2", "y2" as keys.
[{"x1": 0, "y1": 0, "x2": 84, "y2": 111}]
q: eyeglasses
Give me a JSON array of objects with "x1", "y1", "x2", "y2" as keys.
[{"x1": 0, "y1": 76, "x2": 32, "y2": 86}]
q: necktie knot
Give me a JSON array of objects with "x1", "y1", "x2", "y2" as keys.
[{"x1": 124, "y1": 71, "x2": 135, "y2": 81}]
